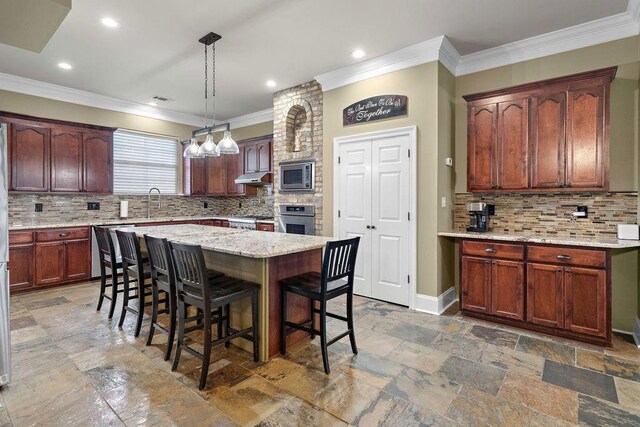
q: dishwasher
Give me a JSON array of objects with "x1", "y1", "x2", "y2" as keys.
[{"x1": 91, "y1": 224, "x2": 135, "y2": 279}]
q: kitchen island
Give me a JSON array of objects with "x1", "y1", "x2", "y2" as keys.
[{"x1": 121, "y1": 224, "x2": 331, "y2": 361}]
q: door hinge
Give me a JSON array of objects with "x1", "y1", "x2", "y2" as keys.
[
  {"x1": 338, "y1": 210, "x2": 341, "y2": 218},
  {"x1": 408, "y1": 212, "x2": 410, "y2": 221},
  {"x1": 338, "y1": 156, "x2": 341, "y2": 164},
  {"x1": 407, "y1": 275, "x2": 410, "y2": 284}
]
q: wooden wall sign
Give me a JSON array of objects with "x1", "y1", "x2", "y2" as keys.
[{"x1": 343, "y1": 95, "x2": 408, "y2": 126}]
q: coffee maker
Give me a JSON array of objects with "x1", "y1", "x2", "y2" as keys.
[{"x1": 466, "y1": 203, "x2": 495, "y2": 232}]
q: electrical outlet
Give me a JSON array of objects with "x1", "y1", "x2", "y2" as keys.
[
  {"x1": 34, "y1": 203, "x2": 43, "y2": 212},
  {"x1": 87, "y1": 202, "x2": 100, "y2": 210},
  {"x1": 572, "y1": 206, "x2": 588, "y2": 218},
  {"x1": 203, "y1": 202, "x2": 209, "y2": 209},
  {"x1": 441, "y1": 197, "x2": 447, "y2": 208},
  {"x1": 239, "y1": 202, "x2": 242, "y2": 209}
]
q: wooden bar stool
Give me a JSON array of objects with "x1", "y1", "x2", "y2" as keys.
[
  {"x1": 144, "y1": 234, "x2": 225, "y2": 361},
  {"x1": 169, "y1": 241, "x2": 260, "y2": 390},
  {"x1": 279, "y1": 237, "x2": 360, "y2": 374},
  {"x1": 94, "y1": 226, "x2": 123, "y2": 320},
  {"x1": 115, "y1": 230, "x2": 154, "y2": 337}
]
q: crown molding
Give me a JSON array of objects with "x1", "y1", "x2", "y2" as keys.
[
  {"x1": 456, "y1": 0, "x2": 640, "y2": 75},
  {"x1": 227, "y1": 108, "x2": 273, "y2": 129},
  {"x1": 315, "y1": 35, "x2": 453, "y2": 91},
  {"x1": 0, "y1": 72, "x2": 205, "y2": 127}
]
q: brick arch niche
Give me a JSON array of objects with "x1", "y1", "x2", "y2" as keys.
[{"x1": 285, "y1": 99, "x2": 313, "y2": 154}]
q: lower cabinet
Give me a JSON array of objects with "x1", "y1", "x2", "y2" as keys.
[
  {"x1": 461, "y1": 239, "x2": 610, "y2": 345},
  {"x1": 256, "y1": 222, "x2": 275, "y2": 232},
  {"x1": 9, "y1": 227, "x2": 91, "y2": 293}
]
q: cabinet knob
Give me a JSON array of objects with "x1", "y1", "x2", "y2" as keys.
[
  {"x1": 366, "y1": 225, "x2": 371, "y2": 229},
  {"x1": 59, "y1": 233, "x2": 69, "y2": 237},
  {"x1": 371, "y1": 225, "x2": 377, "y2": 230},
  {"x1": 556, "y1": 254, "x2": 571, "y2": 260},
  {"x1": 485, "y1": 248, "x2": 497, "y2": 253}
]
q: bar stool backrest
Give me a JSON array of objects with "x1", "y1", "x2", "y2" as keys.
[
  {"x1": 94, "y1": 226, "x2": 118, "y2": 270},
  {"x1": 321, "y1": 237, "x2": 361, "y2": 294},
  {"x1": 144, "y1": 234, "x2": 174, "y2": 287},
  {"x1": 169, "y1": 242, "x2": 210, "y2": 308},
  {"x1": 116, "y1": 230, "x2": 143, "y2": 271}
]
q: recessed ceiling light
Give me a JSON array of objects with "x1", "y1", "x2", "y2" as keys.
[
  {"x1": 351, "y1": 49, "x2": 365, "y2": 59},
  {"x1": 147, "y1": 102, "x2": 158, "y2": 107},
  {"x1": 57, "y1": 62, "x2": 72, "y2": 70},
  {"x1": 101, "y1": 17, "x2": 119, "y2": 28},
  {"x1": 266, "y1": 80, "x2": 276, "y2": 88}
]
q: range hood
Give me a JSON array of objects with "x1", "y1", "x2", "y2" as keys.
[{"x1": 235, "y1": 172, "x2": 272, "y2": 186}]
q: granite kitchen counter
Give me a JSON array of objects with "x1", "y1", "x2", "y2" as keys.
[
  {"x1": 123, "y1": 224, "x2": 332, "y2": 258},
  {"x1": 438, "y1": 230, "x2": 640, "y2": 249},
  {"x1": 8, "y1": 215, "x2": 261, "y2": 231}
]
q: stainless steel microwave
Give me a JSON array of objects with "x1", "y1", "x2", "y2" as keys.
[{"x1": 279, "y1": 160, "x2": 314, "y2": 192}]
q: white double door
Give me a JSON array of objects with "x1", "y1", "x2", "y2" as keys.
[{"x1": 336, "y1": 132, "x2": 411, "y2": 306}]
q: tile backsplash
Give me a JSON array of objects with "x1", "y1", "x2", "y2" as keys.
[
  {"x1": 454, "y1": 192, "x2": 638, "y2": 238},
  {"x1": 8, "y1": 189, "x2": 274, "y2": 227}
]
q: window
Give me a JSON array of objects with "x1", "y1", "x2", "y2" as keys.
[{"x1": 113, "y1": 130, "x2": 179, "y2": 194}]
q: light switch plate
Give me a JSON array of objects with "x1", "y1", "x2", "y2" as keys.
[{"x1": 441, "y1": 197, "x2": 447, "y2": 208}]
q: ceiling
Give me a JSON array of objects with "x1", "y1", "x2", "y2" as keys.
[{"x1": 0, "y1": 0, "x2": 630, "y2": 122}]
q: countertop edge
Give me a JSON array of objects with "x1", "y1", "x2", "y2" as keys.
[{"x1": 438, "y1": 231, "x2": 640, "y2": 249}]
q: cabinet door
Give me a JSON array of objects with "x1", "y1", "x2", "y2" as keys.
[
  {"x1": 461, "y1": 256, "x2": 492, "y2": 314},
  {"x1": 257, "y1": 141, "x2": 272, "y2": 172},
  {"x1": 566, "y1": 85, "x2": 606, "y2": 189},
  {"x1": 526, "y1": 263, "x2": 564, "y2": 328},
  {"x1": 50, "y1": 129, "x2": 83, "y2": 192},
  {"x1": 8, "y1": 244, "x2": 34, "y2": 291},
  {"x1": 83, "y1": 131, "x2": 112, "y2": 193},
  {"x1": 467, "y1": 104, "x2": 497, "y2": 191},
  {"x1": 64, "y1": 239, "x2": 90, "y2": 281},
  {"x1": 10, "y1": 124, "x2": 49, "y2": 191},
  {"x1": 190, "y1": 158, "x2": 206, "y2": 195},
  {"x1": 226, "y1": 147, "x2": 245, "y2": 195},
  {"x1": 496, "y1": 99, "x2": 528, "y2": 190},
  {"x1": 530, "y1": 92, "x2": 566, "y2": 189},
  {"x1": 564, "y1": 267, "x2": 606, "y2": 337},
  {"x1": 245, "y1": 143, "x2": 258, "y2": 173},
  {"x1": 206, "y1": 156, "x2": 226, "y2": 195},
  {"x1": 491, "y1": 260, "x2": 524, "y2": 320},
  {"x1": 35, "y1": 242, "x2": 65, "y2": 285}
]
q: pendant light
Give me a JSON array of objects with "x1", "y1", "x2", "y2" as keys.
[
  {"x1": 187, "y1": 32, "x2": 239, "y2": 157},
  {"x1": 184, "y1": 137, "x2": 204, "y2": 158}
]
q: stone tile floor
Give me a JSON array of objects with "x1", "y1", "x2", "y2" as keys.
[{"x1": 1, "y1": 281, "x2": 639, "y2": 426}]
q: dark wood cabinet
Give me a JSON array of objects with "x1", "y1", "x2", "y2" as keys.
[
  {"x1": 10, "y1": 124, "x2": 49, "y2": 192},
  {"x1": 226, "y1": 145, "x2": 245, "y2": 195},
  {"x1": 190, "y1": 158, "x2": 207, "y2": 196},
  {"x1": 257, "y1": 222, "x2": 275, "y2": 232},
  {"x1": 461, "y1": 239, "x2": 610, "y2": 346},
  {"x1": 244, "y1": 136, "x2": 273, "y2": 173},
  {"x1": 8, "y1": 231, "x2": 34, "y2": 292},
  {"x1": 464, "y1": 67, "x2": 615, "y2": 193},
  {"x1": 461, "y1": 256, "x2": 491, "y2": 314},
  {"x1": 530, "y1": 91, "x2": 566, "y2": 188},
  {"x1": 35, "y1": 241, "x2": 65, "y2": 285},
  {"x1": 206, "y1": 156, "x2": 227, "y2": 196},
  {"x1": 83, "y1": 131, "x2": 113, "y2": 193},
  {"x1": 9, "y1": 227, "x2": 91, "y2": 293},
  {"x1": 50, "y1": 129, "x2": 83, "y2": 192},
  {"x1": 3, "y1": 113, "x2": 114, "y2": 194}
]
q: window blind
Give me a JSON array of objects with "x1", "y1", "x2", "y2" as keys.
[{"x1": 113, "y1": 130, "x2": 179, "y2": 194}]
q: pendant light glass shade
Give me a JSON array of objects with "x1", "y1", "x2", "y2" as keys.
[
  {"x1": 183, "y1": 138, "x2": 204, "y2": 158},
  {"x1": 217, "y1": 130, "x2": 239, "y2": 154},
  {"x1": 201, "y1": 133, "x2": 220, "y2": 157}
]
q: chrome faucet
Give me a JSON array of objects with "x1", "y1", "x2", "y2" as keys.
[{"x1": 148, "y1": 187, "x2": 161, "y2": 219}]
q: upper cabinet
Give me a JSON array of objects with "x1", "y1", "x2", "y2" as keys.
[
  {"x1": 182, "y1": 134, "x2": 272, "y2": 196},
  {"x1": 3, "y1": 113, "x2": 115, "y2": 194},
  {"x1": 464, "y1": 67, "x2": 615, "y2": 193}
]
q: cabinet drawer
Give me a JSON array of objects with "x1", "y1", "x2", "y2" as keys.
[
  {"x1": 36, "y1": 227, "x2": 90, "y2": 242},
  {"x1": 9, "y1": 231, "x2": 34, "y2": 244},
  {"x1": 527, "y1": 245, "x2": 606, "y2": 268},
  {"x1": 462, "y1": 240, "x2": 524, "y2": 260},
  {"x1": 257, "y1": 223, "x2": 275, "y2": 232}
]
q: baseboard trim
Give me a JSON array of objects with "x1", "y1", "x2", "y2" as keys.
[
  {"x1": 414, "y1": 287, "x2": 457, "y2": 315},
  {"x1": 634, "y1": 317, "x2": 640, "y2": 348}
]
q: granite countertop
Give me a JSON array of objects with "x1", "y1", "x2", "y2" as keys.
[
  {"x1": 122, "y1": 224, "x2": 332, "y2": 258},
  {"x1": 438, "y1": 230, "x2": 640, "y2": 249},
  {"x1": 8, "y1": 215, "x2": 275, "y2": 231}
]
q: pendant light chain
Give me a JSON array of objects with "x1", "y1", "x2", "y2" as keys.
[
  {"x1": 211, "y1": 42, "x2": 216, "y2": 124},
  {"x1": 204, "y1": 43, "x2": 208, "y2": 128}
]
